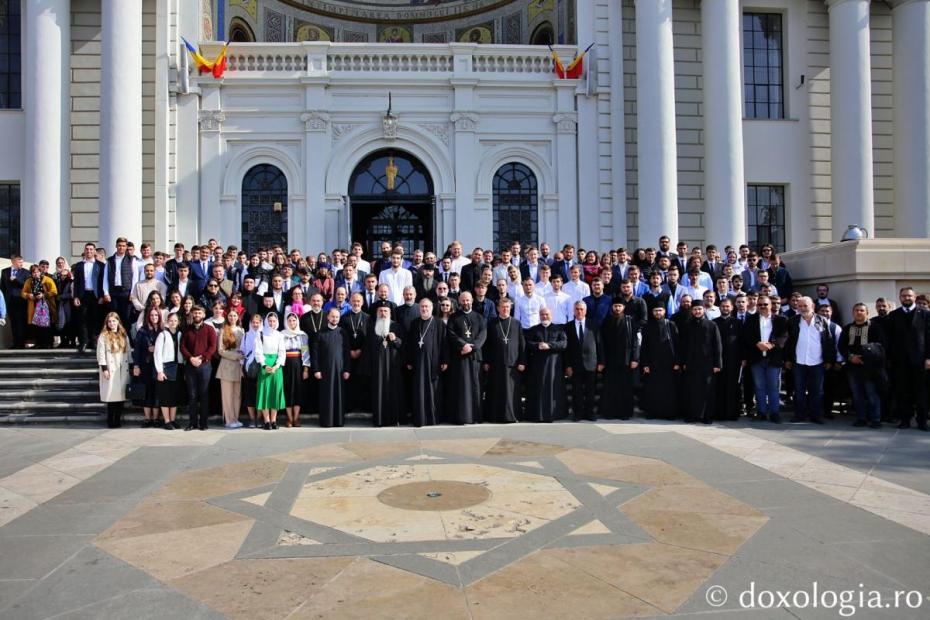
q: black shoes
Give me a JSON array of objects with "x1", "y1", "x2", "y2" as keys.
[
  {"x1": 184, "y1": 425, "x2": 195, "y2": 431},
  {"x1": 141, "y1": 419, "x2": 153, "y2": 428},
  {"x1": 263, "y1": 422, "x2": 271, "y2": 430},
  {"x1": 271, "y1": 422, "x2": 278, "y2": 430}
]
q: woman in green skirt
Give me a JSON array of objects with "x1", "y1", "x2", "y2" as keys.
[{"x1": 254, "y1": 313, "x2": 286, "y2": 429}]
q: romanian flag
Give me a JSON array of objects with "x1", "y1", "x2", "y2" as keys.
[
  {"x1": 548, "y1": 44, "x2": 566, "y2": 78},
  {"x1": 181, "y1": 37, "x2": 228, "y2": 78},
  {"x1": 564, "y1": 43, "x2": 595, "y2": 79}
]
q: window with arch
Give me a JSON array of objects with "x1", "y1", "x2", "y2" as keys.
[
  {"x1": 493, "y1": 163, "x2": 538, "y2": 249},
  {"x1": 228, "y1": 17, "x2": 255, "y2": 43}
]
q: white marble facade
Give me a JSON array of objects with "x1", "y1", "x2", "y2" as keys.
[{"x1": 5, "y1": 0, "x2": 930, "y2": 261}]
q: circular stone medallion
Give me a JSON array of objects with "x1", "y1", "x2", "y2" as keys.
[{"x1": 377, "y1": 480, "x2": 490, "y2": 511}]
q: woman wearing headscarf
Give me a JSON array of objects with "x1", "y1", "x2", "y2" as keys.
[
  {"x1": 239, "y1": 313, "x2": 264, "y2": 428},
  {"x1": 254, "y1": 313, "x2": 286, "y2": 429},
  {"x1": 154, "y1": 312, "x2": 183, "y2": 429},
  {"x1": 97, "y1": 311, "x2": 131, "y2": 428},
  {"x1": 22, "y1": 264, "x2": 58, "y2": 348},
  {"x1": 281, "y1": 312, "x2": 310, "y2": 427},
  {"x1": 132, "y1": 306, "x2": 163, "y2": 427},
  {"x1": 216, "y1": 308, "x2": 245, "y2": 428}
]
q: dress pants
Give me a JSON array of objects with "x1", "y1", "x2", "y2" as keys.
[
  {"x1": 220, "y1": 379, "x2": 241, "y2": 425},
  {"x1": 186, "y1": 363, "x2": 212, "y2": 428},
  {"x1": 109, "y1": 289, "x2": 132, "y2": 328},
  {"x1": 571, "y1": 369, "x2": 597, "y2": 420},
  {"x1": 793, "y1": 364, "x2": 824, "y2": 422},
  {"x1": 74, "y1": 293, "x2": 101, "y2": 348},
  {"x1": 7, "y1": 296, "x2": 26, "y2": 348},
  {"x1": 893, "y1": 364, "x2": 928, "y2": 426}
]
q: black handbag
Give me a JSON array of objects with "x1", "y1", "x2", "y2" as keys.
[
  {"x1": 162, "y1": 361, "x2": 178, "y2": 382},
  {"x1": 246, "y1": 333, "x2": 263, "y2": 379},
  {"x1": 127, "y1": 378, "x2": 147, "y2": 401}
]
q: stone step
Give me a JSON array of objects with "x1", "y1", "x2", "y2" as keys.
[
  {"x1": 0, "y1": 401, "x2": 105, "y2": 412},
  {"x1": 0, "y1": 367, "x2": 99, "y2": 378},
  {"x1": 0, "y1": 377, "x2": 98, "y2": 390},
  {"x1": 0, "y1": 390, "x2": 99, "y2": 401},
  {"x1": 0, "y1": 356, "x2": 97, "y2": 367}
]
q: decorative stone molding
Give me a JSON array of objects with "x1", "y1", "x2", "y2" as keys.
[
  {"x1": 420, "y1": 123, "x2": 450, "y2": 145},
  {"x1": 300, "y1": 111, "x2": 330, "y2": 132},
  {"x1": 199, "y1": 109, "x2": 226, "y2": 132},
  {"x1": 552, "y1": 112, "x2": 578, "y2": 134},
  {"x1": 331, "y1": 123, "x2": 361, "y2": 143},
  {"x1": 382, "y1": 113, "x2": 399, "y2": 140},
  {"x1": 450, "y1": 112, "x2": 479, "y2": 132}
]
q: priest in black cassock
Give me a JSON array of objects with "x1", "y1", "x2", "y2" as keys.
[
  {"x1": 405, "y1": 298, "x2": 447, "y2": 427},
  {"x1": 679, "y1": 304, "x2": 723, "y2": 424},
  {"x1": 340, "y1": 293, "x2": 369, "y2": 413},
  {"x1": 446, "y1": 292, "x2": 487, "y2": 424},
  {"x1": 299, "y1": 293, "x2": 326, "y2": 413},
  {"x1": 364, "y1": 305, "x2": 404, "y2": 427},
  {"x1": 483, "y1": 298, "x2": 526, "y2": 423},
  {"x1": 525, "y1": 307, "x2": 568, "y2": 422},
  {"x1": 600, "y1": 298, "x2": 640, "y2": 420},
  {"x1": 312, "y1": 308, "x2": 351, "y2": 427},
  {"x1": 713, "y1": 298, "x2": 743, "y2": 421},
  {"x1": 640, "y1": 305, "x2": 680, "y2": 419}
]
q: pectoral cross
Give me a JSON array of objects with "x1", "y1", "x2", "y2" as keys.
[
  {"x1": 418, "y1": 338, "x2": 424, "y2": 349},
  {"x1": 502, "y1": 336, "x2": 508, "y2": 344},
  {"x1": 464, "y1": 322, "x2": 472, "y2": 339},
  {"x1": 382, "y1": 338, "x2": 389, "y2": 349}
]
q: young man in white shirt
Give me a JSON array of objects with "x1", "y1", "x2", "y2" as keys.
[
  {"x1": 378, "y1": 251, "x2": 413, "y2": 306},
  {"x1": 544, "y1": 274, "x2": 572, "y2": 325},
  {"x1": 514, "y1": 278, "x2": 547, "y2": 329},
  {"x1": 562, "y1": 265, "x2": 591, "y2": 306}
]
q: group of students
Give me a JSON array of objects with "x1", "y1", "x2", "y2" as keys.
[{"x1": 2, "y1": 234, "x2": 929, "y2": 431}]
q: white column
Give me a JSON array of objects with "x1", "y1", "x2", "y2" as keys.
[
  {"x1": 702, "y1": 0, "x2": 746, "y2": 249},
  {"x1": 635, "y1": 0, "x2": 678, "y2": 246},
  {"x1": 892, "y1": 0, "x2": 930, "y2": 238},
  {"x1": 23, "y1": 0, "x2": 69, "y2": 261},
  {"x1": 827, "y1": 0, "x2": 875, "y2": 241},
  {"x1": 99, "y1": 0, "x2": 143, "y2": 248}
]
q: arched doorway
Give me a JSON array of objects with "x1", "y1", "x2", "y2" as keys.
[
  {"x1": 241, "y1": 164, "x2": 287, "y2": 253},
  {"x1": 349, "y1": 149, "x2": 434, "y2": 257}
]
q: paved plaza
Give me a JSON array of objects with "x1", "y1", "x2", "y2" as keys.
[{"x1": 0, "y1": 420, "x2": 929, "y2": 619}]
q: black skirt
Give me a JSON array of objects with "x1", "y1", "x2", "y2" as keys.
[
  {"x1": 241, "y1": 375, "x2": 257, "y2": 407},
  {"x1": 156, "y1": 378, "x2": 182, "y2": 408},
  {"x1": 282, "y1": 356, "x2": 305, "y2": 407}
]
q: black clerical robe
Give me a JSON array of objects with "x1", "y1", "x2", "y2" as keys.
[
  {"x1": 524, "y1": 323, "x2": 567, "y2": 422},
  {"x1": 714, "y1": 315, "x2": 743, "y2": 420},
  {"x1": 600, "y1": 315, "x2": 640, "y2": 419},
  {"x1": 299, "y1": 310, "x2": 325, "y2": 413},
  {"x1": 311, "y1": 326, "x2": 350, "y2": 427},
  {"x1": 446, "y1": 310, "x2": 487, "y2": 424},
  {"x1": 340, "y1": 310, "x2": 369, "y2": 412},
  {"x1": 640, "y1": 318, "x2": 680, "y2": 419},
  {"x1": 484, "y1": 316, "x2": 526, "y2": 423},
  {"x1": 405, "y1": 317, "x2": 447, "y2": 427},
  {"x1": 679, "y1": 316, "x2": 723, "y2": 423},
  {"x1": 364, "y1": 321, "x2": 404, "y2": 427}
]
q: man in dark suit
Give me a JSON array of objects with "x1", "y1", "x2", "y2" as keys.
[
  {"x1": 102, "y1": 237, "x2": 137, "y2": 327},
  {"x1": 519, "y1": 246, "x2": 543, "y2": 283},
  {"x1": 564, "y1": 300, "x2": 603, "y2": 421},
  {"x1": 742, "y1": 294, "x2": 789, "y2": 423},
  {"x1": 785, "y1": 296, "x2": 837, "y2": 424},
  {"x1": 700, "y1": 245, "x2": 725, "y2": 281},
  {"x1": 885, "y1": 286, "x2": 930, "y2": 430},
  {"x1": 163, "y1": 242, "x2": 186, "y2": 286},
  {"x1": 459, "y1": 248, "x2": 484, "y2": 293},
  {"x1": 188, "y1": 245, "x2": 212, "y2": 300},
  {"x1": 71, "y1": 243, "x2": 106, "y2": 353},
  {"x1": 1, "y1": 254, "x2": 28, "y2": 348}
]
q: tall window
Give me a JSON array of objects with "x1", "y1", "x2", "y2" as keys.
[
  {"x1": 743, "y1": 13, "x2": 783, "y2": 120},
  {"x1": 0, "y1": 182, "x2": 20, "y2": 257},
  {"x1": 747, "y1": 185, "x2": 785, "y2": 252},
  {"x1": 0, "y1": 0, "x2": 21, "y2": 109},
  {"x1": 493, "y1": 163, "x2": 538, "y2": 249}
]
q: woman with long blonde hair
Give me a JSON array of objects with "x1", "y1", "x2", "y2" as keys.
[
  {"x1": 216, "y1": 308, "x2": 245, "y2": 428},
  {"x1": 97, "y1": 312, "x2": 131, "y2": 428}
]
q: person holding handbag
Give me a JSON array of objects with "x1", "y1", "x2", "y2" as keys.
[
  {"x1": 132, "y1": 306, "x2": 163, "y2": 427},
  {"x1": 239, "y1": 313, "x2": 263, "y2": 428},
  {"x1": 22, "y1": 264, "x2": 58, "y2": 349},
  {"x1": 154, "y1": 312, "x2": 183, "y2": 429},
  {"x1": 254, "y1": 313, "x2": 286, "y2": 430},
  {"x1": 97, "y1": 312, "x2": 131, "y2": 428},
  {"x1": 217, "y1": 308, "x2": 245, "y2": 428}
]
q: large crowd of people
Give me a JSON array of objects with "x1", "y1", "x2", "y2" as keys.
[{"x1": 1, "y1": 235, "x2": 928, "y2": 432}]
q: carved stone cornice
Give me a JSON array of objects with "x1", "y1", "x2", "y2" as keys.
[
  {"x1": 300, "y1": 110, "x2": 330, "y2": 132},
  {"x1": 198, "y1": 109, "x2": 225, "y2": 132},
  {"x1": 553, "y1": 112, "x2": 578, "y2": 134},
  {"x1": 420, "y1": 122, "x2": 450, "y2": 145},
  {"x1": 450, "y1": 112, "x2": 479, "y2": 132}
]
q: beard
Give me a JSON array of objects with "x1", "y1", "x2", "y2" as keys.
[{"x1": 374, "y1": 317, "x2": 392, "y2": 337}]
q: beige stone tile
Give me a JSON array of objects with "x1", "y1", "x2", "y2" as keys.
[
  {"x1": 548, "y1": 543, "x2": 727, "y2": 614},
  {"x1": 41, "y1": 449, "x2": 115, "y2": 474},
  {"x1": 298, "y1": 465, "x2": 431, "y2": 498},
  {"x1": 511, "y1": 460, "x2": 544, "y2": 469},
  {"x1": 799, "y1": 482, "x2": 858, "y2": 502},
  {"x1": 0, "y1": 485, "x2": 39, "y2": 528},
  {"x1": 851, "y1": 487, "x2": 930, "y2": 516},
  {"x1": 96, "y1": 520, "x2": 253, "y2": 582},
  {"x1": 242, "y1": 492, "x2": 271, "y2": 507},
  {"x1": 277, "y1": 530, "x2": 320, "y2": 546},
  {"x1": 862, "y1": 505, "x2": 930, "y2": 536},
  {"x1": 467, "y1": 550, "x2": 659, "y2": 619},
  {"x1": 169, "y1": 557, "x2": 353, "y2": 620},
  {"x1": 557, "y1": 448, "x2": 657, "y2": 474},
  {"x1": 595, "y1": 422, "x2": 680, "y2": 435},
  {"x1": 567, "y1": 519, "x2": 612, "y2": 536},
  {"x1": 344, "y1": 442, "x2": 419, "y2": 460},
  {"x1": 150, "y1": 458, "x2": 287, "y2": 501},
  {"x1": 589, "y1": 483, "x2": 618, "y2": 497},
  {"x1": 0, "y1": 463, "x2": 83, "y2": 503},
  {"x1": 422, "y1": 463, "x2": 516, "y2": 484},
  {"x1": 99, "y1": 428, "x2": 224, "y2": 446},
  {"x1": 623, "y1": 484, "x2": 766, "y2": 518},
  {"x1": 440, "y1": 504, "x2": 549, "y2": 540},
  {"x1": 418, "y1": 437, "x2": 500, "y2": 457},
  {"x1": 484, "y1": 489, "x2": 581, "y2": 521},
  {"x1": 479, "y1": 467, "x2": 566, "y2": 492},
  {"x1": 858, "y1": 475, "x2": 926, "y2": 497},
  {"x1": 621, "y1": 507, "x2": 768, "y2": 555},
  {"x1": 484, "y1": 438, "x2": 568, "y2": 456},
  {"x1": 271, "y1": 444, "x2": 361, "y2": 464},
  {"x1": 307, "y1": 466, "x2": 339, "y2": 476},
  {"x1": 405, "y1": 454, "x2": 445, "y2": 461},
  {"x1": 97, "y1": 498, "x2": 249, "y2": 543},
  {"x1": 290, "y1": 495, "x2": 447, "y2": 543},
  {"x1": 293, "y1": 558, "x2": 470, "y2": 620},
  {"x1": 789, "y1": 457, "x2": 869, "y2": 488},
  {"x1": 418, "y1": 550, "x2": 484, "y2": 566}
]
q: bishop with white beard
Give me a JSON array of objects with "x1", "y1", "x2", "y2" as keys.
[{"x1": 364, "y1": 306, "x2": 405, "y2": 427}]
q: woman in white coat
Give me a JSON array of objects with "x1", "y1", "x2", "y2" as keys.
[{"x1": 97, "y1": 311, "x2": 132, "y2": 428}]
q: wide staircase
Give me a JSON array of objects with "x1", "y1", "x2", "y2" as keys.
[{"x1": 0, "y1": 348, "x2": 107, "y2": 422}]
